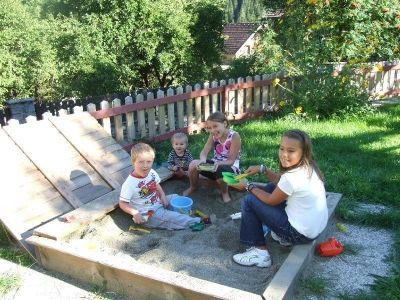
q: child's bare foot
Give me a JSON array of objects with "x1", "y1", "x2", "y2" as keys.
[
  {"x1": 183, "y1": 187, "x2": 196, "y2": 196},
  {"x1": 221, "y1": 192, "x2": 231, "y2": 203}
]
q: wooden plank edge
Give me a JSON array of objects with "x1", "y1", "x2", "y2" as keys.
[
  {"x1": 262, "y1": 192, "x2": 342, "y2": 300},
  {"x1": 33, "y1": 189, "x2": 121, "y2": 241},
  {"x1": 27, "y1": 235, "x2": 261, "y2": 300}
]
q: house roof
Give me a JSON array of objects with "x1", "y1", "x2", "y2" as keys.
[{"x1": 223, "y1": 23, "x2": 260, "y2": 55}]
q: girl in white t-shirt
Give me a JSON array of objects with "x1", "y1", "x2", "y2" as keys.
[{"x1": 230, "y1": 129, "x2": 327, "y2": 268}]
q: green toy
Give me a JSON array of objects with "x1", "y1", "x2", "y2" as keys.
[
  {"x1": 190, "y1": 221, "x2": 205, "y2": 232},
  {"x1": 222, "y1": 172, "x2": 249, "y2": 185}
]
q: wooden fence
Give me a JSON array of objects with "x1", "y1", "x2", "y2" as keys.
[{"x1": 2, "y1": 62, "x2": 399, "y2": 146}]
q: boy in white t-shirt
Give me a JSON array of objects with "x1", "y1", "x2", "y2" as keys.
[{"x1": 119, "y1": 143, "x2": 200, "y2": 230}]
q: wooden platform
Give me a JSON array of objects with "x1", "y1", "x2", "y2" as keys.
[{"x1": 0, "y1": 112, "x2": 172, "y2": 257}]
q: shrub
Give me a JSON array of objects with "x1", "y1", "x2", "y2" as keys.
[{"x1": 285, "y1": 66, "x2": 371, "y2": 119}]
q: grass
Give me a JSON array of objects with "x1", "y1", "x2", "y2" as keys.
[
  {"x1": 0, "y1": 273, "x2": 20, "y2": 295},
  {"x1": 0, "y1": 224, "x2": 31, "y2": 267},
  {"x1": 298, "y1": 275, "x2": 329, "y2": 296},
  {"x1": 1, "y1": 103, "x2": 399, "y2": 298},
  {"x1": 155, "y1": 102, "x2": 400, "y2": 298}
]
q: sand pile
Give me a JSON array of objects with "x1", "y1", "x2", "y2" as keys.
[{"x1": 68, "y1": 179, "x2": 291, "y2": 295}]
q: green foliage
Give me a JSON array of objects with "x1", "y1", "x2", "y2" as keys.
[
  {"x1": 285, "y1": 67, "x2": 372, "y2": 119},
  {"x1": 275, "y1": 0, "x2": 400, "y2": 66},
  {"x1": 0, "y1": 0, "x2": 58, "y2": 106},
  {"x1": 0, "y1": 0, "x2": 224, "y2": 103},
  {"x1": 224, "y1": 0, "x2": 265, "y2": 23}
]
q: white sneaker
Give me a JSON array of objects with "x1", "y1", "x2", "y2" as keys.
[
  {"x1": 233, "y1": 247, "x2": 272, "y2": 267},
  {"x1": 270, "y1": 231, "x2": 292, "y2": 247}
]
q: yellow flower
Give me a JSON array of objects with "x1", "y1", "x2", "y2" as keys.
[
  {"x1": 376, "y1": 63, "x2": 384, "y2": 73},
  {"x1": 341, "y1": 76, "x2": 347, "y2": 83},
  {"x1": 279, "y1": 100, "x2": 286, "y2": 107},
  {"x1": 272, "y1": 78, "x2": 280, "y2": 86},
  {"x1": 295, "y1": 106, "x2": 302, "y2": 114}
]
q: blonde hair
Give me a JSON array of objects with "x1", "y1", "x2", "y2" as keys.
[
  {"x1": 130, "y1": 142, "x2": 155, "y2": 162},
  {"x1": 171, "y1": 132, "x2": 188, "y2": 145}
]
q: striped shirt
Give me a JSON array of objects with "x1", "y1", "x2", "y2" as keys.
[{"x1": 167, "y1": 149, "x2": 193, "y2": 171}]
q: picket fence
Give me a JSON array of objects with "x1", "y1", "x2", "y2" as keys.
[{"x1": 3, "y1": 62, "x2": 400, "y2": 146}]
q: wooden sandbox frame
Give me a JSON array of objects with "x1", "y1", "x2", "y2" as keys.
[
  {"x1": 1, "y1": 112, "x2": 341, "y2": 299},
  {"x1": 27, "y1": 191, "x2": 341, "y2": 300}
]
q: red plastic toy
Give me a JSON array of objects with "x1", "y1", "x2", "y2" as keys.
[{"x1": 317, "y1": 237, "x2": 343, "y2": 257}]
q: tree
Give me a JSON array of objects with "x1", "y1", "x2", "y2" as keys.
[
  {"x1": 264, "y1": 0, "x2": 400, "y2": 70},
  {"x1": 0, "y1": 0, "x2": 57, "y2": 106},
  {"x1": 43, "y1": 0, "x2": 225, "y2": 94}
]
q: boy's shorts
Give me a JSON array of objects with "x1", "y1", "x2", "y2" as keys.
[{"x1": 199, "y1": 159, "x2": 238, "y2": 180}]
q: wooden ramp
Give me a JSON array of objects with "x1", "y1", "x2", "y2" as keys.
[
  {"x1": 0, "y1": 129, "x2": 73, "y2": 256},
  {"x1": 48, "y1": 112, "x2": 132, "y2": 186},
  {"x1": 4, "y1": 119, "x2": 113, "y2": 207},
  {"x1": 1, "y1": 113, "x2": 173, "y2": 257}
]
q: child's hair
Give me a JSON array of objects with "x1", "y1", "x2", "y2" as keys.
[
  {"x1": 279, "y1": 129, "x2": 324, "y2": 182},
  {"x1": 207, "y1": 111, "x2": 229, "y2": 127},
  {"x1": 171, "y1": 132, "x2": 188, "y2": 145},
  {"x1": 130, "y1": 142, "x2": 155, "y2": 162}
]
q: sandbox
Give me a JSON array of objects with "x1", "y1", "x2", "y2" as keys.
[{"x1": 28, "y1": 179, "x2": 340, "y2": 299}]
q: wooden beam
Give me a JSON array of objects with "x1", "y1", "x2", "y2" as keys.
[
  {"x1": 28, "y1": 235, "x2": 261, "y2": 300},
  {"x1": 33, "y1": 189, "x2": 121, "y2": 241}
]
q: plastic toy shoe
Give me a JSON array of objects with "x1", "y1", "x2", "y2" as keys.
[
  {"x1": 317, "y1": 237, "x2": 343, "y2": 257},
  {"x1": 190, "y1": 221, "x2": 205, "y2": 232}
]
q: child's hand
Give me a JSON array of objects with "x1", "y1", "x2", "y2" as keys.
[
  {"x1": 132, "y1": 212, "x2": 145, "y2": 224},
  {"x1": 172, "y1": 166, "x2": 179, "y2": 171},
  {"x1": 229, "y1": 179, "x2": 247, "y2": 191},
  {"x1": 245, "y1": 165, "x2": 261, "y2": 175},
  {"x1": 162, "y1": 196, "x2": 170, "y2": 208}
]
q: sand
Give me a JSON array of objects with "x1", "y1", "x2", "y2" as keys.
[{"x1": 67, "y1": 178, "x2": 291, "y2": 295}]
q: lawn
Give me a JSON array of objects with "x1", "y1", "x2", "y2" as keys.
[
  {"x1": 154, "y1": 102, "x2": 400, "y2": 298},
  {"x1": 1, "y1": 103, "x2": 399, "y2": 298}
]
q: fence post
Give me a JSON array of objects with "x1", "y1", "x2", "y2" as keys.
[
  {"x1": 245, "y1": 76, "x2": 253, "y2": 112},
  {"x1": 157, "y1": 89, "x2": 166, "y2": 134},
  {"x1": 147, "y1": 92, "x2": 156, "y2": 138},
  {"x1": 254, "y1": 75, "x2": 261, "y2": 110},
  {"x1": 136, "y1": 93, "x2": 146, "y2": 138},
  {"x1": 176, "y1": 86, "x2": 184, "y2": 128},
  {"x1": 262, "y1": 74, "x2": 270, "y2": 108},
  {"x1": 220, "y1": 80, "x2": 226, "y2": 113},
  {"x1": 124, "y1": 96, "x2": 136, "y2": 141},
  {"x1": 86, "y1": 103, "x2": 96, "y2": 113},
  {"x1": 112, "y1": 99, "x2": 123, "y2": 142},
  {"x1": 186, "y1": 85, "x2": 193, "y2": 128},
  {"x1": 237, "y1": 77, "x2": 244, "y2": 114},
  {"x1": 100, "y1": 100, "x2": 112, "y2": 135},
  {"x1": 167, "y1": 88, "x2": 175, "y2": 132},
  {"x1": 211, "y1": 81, "x2": 219, "y2": 113},
  {"x1": 194, "y1": 84, "x2": 202, "y2": 123},
  {"x1": 227, "y1": 78, "x2": 235, "y2": 117},
  {"x1": 203, "y1": 81, "x2": 210, "y2": 121}
]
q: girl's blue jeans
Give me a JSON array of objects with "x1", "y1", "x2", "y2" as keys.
[{"x1": 240, "y1": 183, "x2": 314, "y2": 247}]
